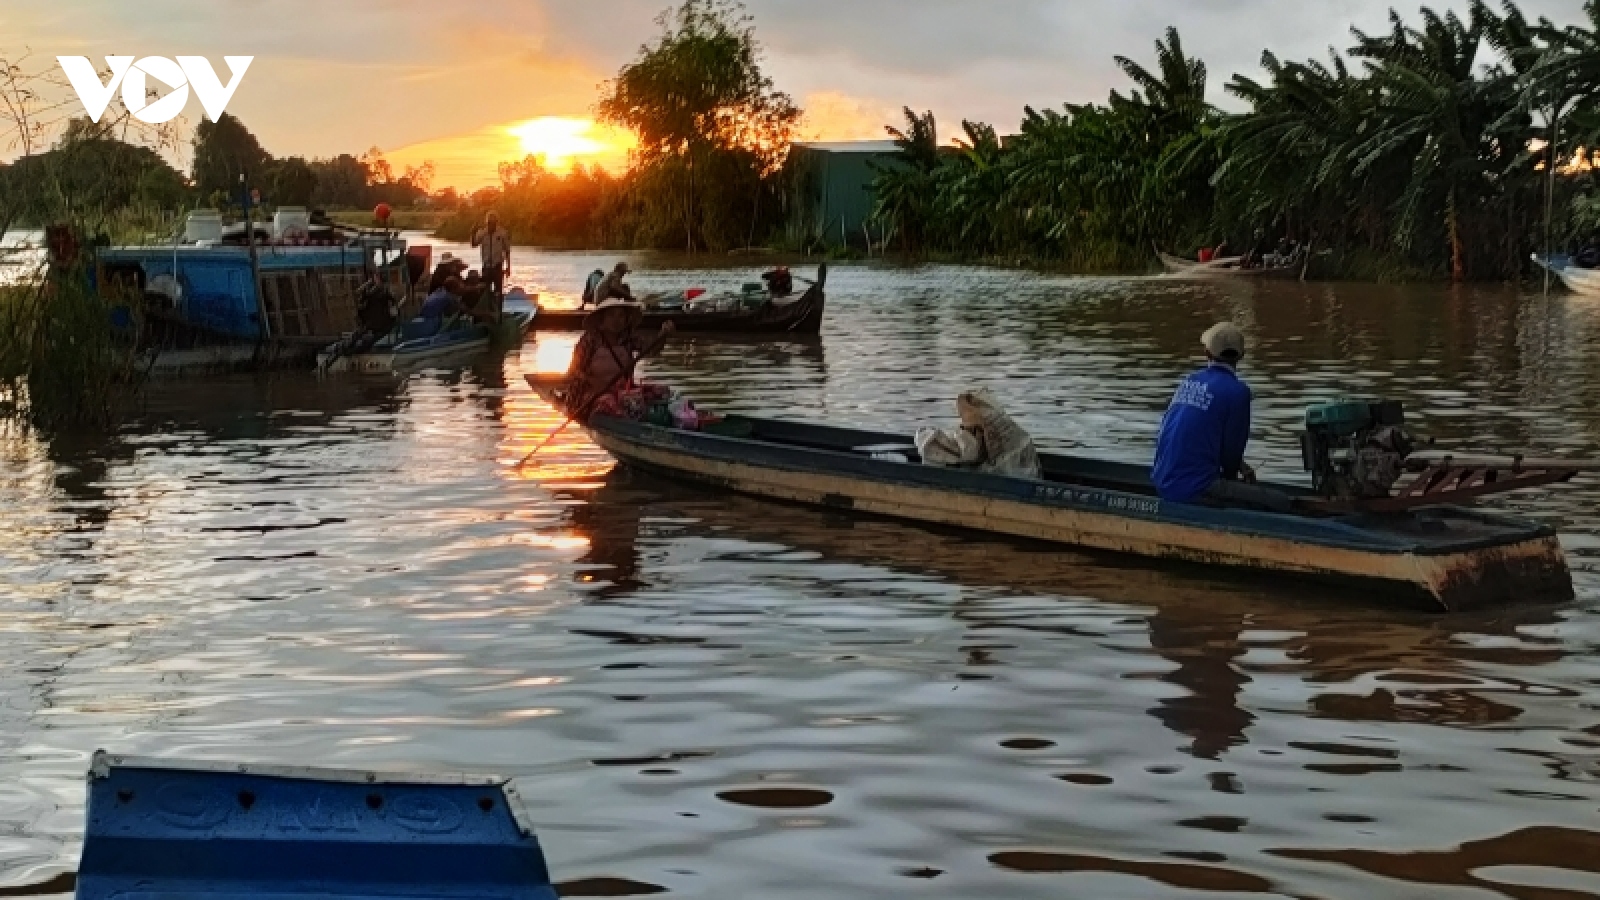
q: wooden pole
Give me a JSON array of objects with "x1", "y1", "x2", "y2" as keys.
[
  {"x1": 1543, "y1": 104, "x2": 1562, "y2": 297},
  {"x1": 244, "y1": 175, "x2": 268, "y2": 363}
]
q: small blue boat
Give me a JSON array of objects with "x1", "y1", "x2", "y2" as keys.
[
  {"x1": 78, "y1": 751, "x2": 557, "y2": 900},
  {"x1": 319, "y1": 309, "x2": 535, "y2": 374},
  {"x1": 525, "y1": 378, "x2": 1575, "y2": 612},
  {"x1": 1532, "y1": 253, "x2": 1600, "y2": 297}
]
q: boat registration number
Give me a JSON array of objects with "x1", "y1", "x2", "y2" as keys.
[{"x1": 1032, "y1": 484, "x2": 1162, "y2": 516}]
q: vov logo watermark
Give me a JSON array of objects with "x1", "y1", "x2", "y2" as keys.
[{"x1": 56, "y1": 56, "x2": 253, "y2": 124}]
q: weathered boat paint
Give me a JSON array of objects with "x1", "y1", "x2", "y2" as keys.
[
  {"x1": 562, "y1": 410, "x2": 1572, "y2": 611},
  {"x1": 78, "y1": 751, "x2": 558, "y2": 900}
]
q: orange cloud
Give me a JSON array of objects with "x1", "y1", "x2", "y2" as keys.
[
  {"x1": 386, "y1": 117, "x2": 634, "y2": 192},
  {"x1": 800, "y1": 90, "x2": 900, "y2": 142}
]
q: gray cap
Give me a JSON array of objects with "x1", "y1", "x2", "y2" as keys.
[{"x1": 1201, "y1": 322, "x2": 1246, "y2": 359}]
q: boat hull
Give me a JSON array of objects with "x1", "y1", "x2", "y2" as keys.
[
  {"x1": 534, "y1": 267, "x2": 826, "y2": 335},
  {"x1": 79, "y1": 751, "x2": 557, "y2": 900},
  {"x1": 320, "y1": 310, "x2": 532, "y2": 374},
  {"x1": 1159, "y1": 251, "x2": 1300, "y2": 279},
  {"x1": 1533, "y1": 254, "x2": 1600, "y2": 297},
  {"x1": 578, "y1": 416, "x2": 1572, "y2": 611}
]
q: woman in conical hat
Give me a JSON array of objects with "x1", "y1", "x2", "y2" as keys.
[{"x1": 565, "y1": 298, "x2": 674, "y2": 420}]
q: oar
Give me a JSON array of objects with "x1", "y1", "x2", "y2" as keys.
[{"x1": 516, "y1": 326, "x2": 674, "y2": 468}]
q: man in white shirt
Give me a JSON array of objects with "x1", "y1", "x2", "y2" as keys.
[{"x1": 471, "y1": 211, "x2": 511, "y2": 301}]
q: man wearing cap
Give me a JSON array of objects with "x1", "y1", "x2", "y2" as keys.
[
  {"x1": 1151, "y1": 323, "x2": 1291, "y2": 512},
  {"x1": 590, "y1": 262, "x2": 635, "y2": 307}
]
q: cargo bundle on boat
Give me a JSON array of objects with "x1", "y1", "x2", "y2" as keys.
[{"x1": 528, "y1": 376, "x2": 1585, "y2": 611}]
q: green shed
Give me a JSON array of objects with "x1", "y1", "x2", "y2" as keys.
[{"x1": 786, "y1": 141, "x2": 902, "y2": 248}]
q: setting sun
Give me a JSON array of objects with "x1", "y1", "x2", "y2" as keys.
[{"x1": 508, "y1": 118, "x2": 633, "y2": 171}]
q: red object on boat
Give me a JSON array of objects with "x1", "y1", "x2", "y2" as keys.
[
  {"x1": 686, "y1": 288, "x2": 707, "y2": 300},
  {"x1": 1198, "y1": 248, "x2": 1215, "y2": 263},
  {"x1": 374, "y1": 203, "x2": 392, "y2": 224}
]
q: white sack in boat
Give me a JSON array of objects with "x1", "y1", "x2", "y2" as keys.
[
  {"x1": 915, "y1": 388, "x2": 1043, "y2": 479},
  {"x1": 915, "y1": 425, "x2": 983, "y2": 466}
]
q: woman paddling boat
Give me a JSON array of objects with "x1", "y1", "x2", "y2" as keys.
[{"x1": 565, "y1": 298, "x2": 676, "y2": 421}]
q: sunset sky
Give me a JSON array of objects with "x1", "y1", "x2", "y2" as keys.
[{"x1": 3, "y1": 0, "x2": 1586, "y2": 191}]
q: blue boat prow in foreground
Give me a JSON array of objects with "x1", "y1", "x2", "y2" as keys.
[{"x1": 78, "y1": 751, "x2": 557, "y2": 900}]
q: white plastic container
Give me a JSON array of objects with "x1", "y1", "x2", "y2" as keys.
[
  {"x1": 184, "y1": 210, "x2": 223, "y2": 244},
  {"x1": 273, "y1": 206, "x2": 311, "y2": 243}
]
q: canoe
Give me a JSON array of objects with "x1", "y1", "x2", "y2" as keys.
[
  {"x1": 1159, "y1": 251, "x2": 1302, "y2": 279},
  {"x1": 320, "y1": 308, "x2": 533, "y2": 374},
  {"x1": 525, "y1": 380, "x2": 1572, "y2": 612},
  {"x1": 1531, "y1": 253, "x2": 1600, "y2": 297},
  {"x1": 533, "y1": 265, "x2": 826, "y2": 334},
  {"x1": 78, "y1": 751, "x2": 558, "y2": 900}
]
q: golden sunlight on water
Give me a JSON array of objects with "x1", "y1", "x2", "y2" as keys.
[{"x1": 2, "y1": 240, "x2": 1600, "y2": 899}]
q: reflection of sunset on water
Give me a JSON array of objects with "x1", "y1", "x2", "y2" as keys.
[{"x1": 532, "y1": 336, "x2": 578, "y2": 374}]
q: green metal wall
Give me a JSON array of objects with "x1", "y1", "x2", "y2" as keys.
[{"x1": 788, "y1": 144, "x2": 901, "y2": 246}]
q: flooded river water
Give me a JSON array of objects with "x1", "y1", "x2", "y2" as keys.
[{"x1": 3, "y1": 240, "x2": 1600, "y2": 898}]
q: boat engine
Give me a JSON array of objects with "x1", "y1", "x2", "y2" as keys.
[{"x1": 1300, "y1": 399, "x2": 1414, "y2": 500}]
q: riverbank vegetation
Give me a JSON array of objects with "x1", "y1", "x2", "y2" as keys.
[
  {"x1": 436, "y1": 0, "x2": 798, "y2": 252},
  {"x1": 868, "y1": 2, "x2": 1600, "y2": 280}
]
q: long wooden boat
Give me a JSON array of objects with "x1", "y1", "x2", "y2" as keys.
[
  {"x1": 1159, "y1": 251, "x2": 1302, "y2": 279},
  {"x1": 525, "y1": 377, "x2": 1572, "y2": 612},
  {"x1": 1532, "y1": 253, "x2": 1600, "y2": 297},
  {"x1": 533, "y1": 265, "x2": 826, "y2": 334}
]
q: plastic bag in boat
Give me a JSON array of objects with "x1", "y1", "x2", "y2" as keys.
[
  {"x1": 915, "y1": 388, "x2": 1042, "y2": 479},
  {"x1": 915, "y1": 426, "x2": 983, "y2": 466}
]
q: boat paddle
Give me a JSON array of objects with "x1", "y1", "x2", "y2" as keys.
[{"x1": 516, "y1": 323, "x2": 676, "y2": 468}]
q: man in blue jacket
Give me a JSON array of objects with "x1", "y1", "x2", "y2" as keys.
[{"x1": 1151, "y1": 323, "x2": 1291, "y2": 512}]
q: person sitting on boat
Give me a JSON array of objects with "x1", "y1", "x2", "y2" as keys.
[
  {"x1": 581, "y1": 269, "x2": 606, "y2": 308},
  {"x1": 591, "y1": 262, "x2": 636, "y2": 307},
  {"x1": 1151, "y1": 323, "x2": 1292, "y2": 513},
  {"x1": 1577, "y1": 238, "x2": 1600, "y2": 269},
  {"x1": 458, "y1": 270, "x2": 496, "y2": 323},
  {"x1": 349, "y1": 277, "x2": 397, "y2": 352},
  {"x1": 565, "y1": 298, "x2": 674, "y2": 421},
  {"x1": 429, "y1": 252, "x2": 469, "y2": 292},
  {"x1": 761, "y1": 266, "x2": 794, "y2": 297},
  {"x1": 1242, "y1": 229, "x2": 1269, "y2": 269},
  {"x1": 419, "y1": 275, "x2": 464, "y2": 333}
]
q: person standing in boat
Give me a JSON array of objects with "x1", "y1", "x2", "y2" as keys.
[
  {"x1": 1151, "y1": 323, "x2": 1291, "y2": 513},
  {"x1": 471, "y1": 211, "x2": 512, "y2": 301},
  {"x1": 566, "y1": 298, "x2": 674, "y2": 421}
]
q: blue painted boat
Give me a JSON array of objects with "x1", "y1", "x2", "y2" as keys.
[
  {"x1": 78, "y1": 751, "x2": 557, "y2": 900},
  {"x1": 320, "y1": 309, "x2": 535, "y2": 374},
  {"x1": 1532, "y1": 253, "x2": 1600, "y2": 297},
  {"x1": 95, "y1": 233, "x2": 420, "y2": 346},
  {"x1": 525, "y1": 380, "x2": 1573, "y2": 611}
]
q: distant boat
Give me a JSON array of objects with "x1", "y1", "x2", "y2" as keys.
[
  {"x1": 1158, "y1": 250, "x2": 1303, "y2": 279},
  {"x1": 318, "y1": 308, "x2": 534, "y2": 374},
  {"x1": 1531, "y1": 254, "x2": 1600, "y2": 297},
  {"x1": 533, "y1": 265, "x2": 826, "y2": 335}
]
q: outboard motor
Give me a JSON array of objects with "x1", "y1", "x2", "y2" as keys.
[{"x1": 1300, "y1": 399, "x2": 1414, "y2": 500}]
